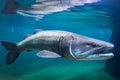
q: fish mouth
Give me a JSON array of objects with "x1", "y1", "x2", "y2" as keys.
[
  {"x1": 87, "y1": 47, "x2": 114, "y2": 60},
  {"x1": 77, "y1": 46, "x2": 114, "y2": 60}
]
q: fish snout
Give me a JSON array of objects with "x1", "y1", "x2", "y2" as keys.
[{"x1": 105, "y1": 43, "x2": 114, "y2": 50}]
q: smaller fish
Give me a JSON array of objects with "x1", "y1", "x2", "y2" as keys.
[
  {"x1": 2, "y1": 0, "x2": 101, "y2": 19},
  {"x1": 2, "y1": 0, "x2": 100, "y2": 14},
  {"x1": 1, "y1": 29, "x2": 114, "y2": 65}
]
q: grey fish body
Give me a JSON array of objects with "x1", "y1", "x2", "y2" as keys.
[
  {"x1": 18, "y1": 30, "x2": 75, "y2": 58},
  {"x1": 1, "y1": 30, "x2": 114, "y2": 64}
]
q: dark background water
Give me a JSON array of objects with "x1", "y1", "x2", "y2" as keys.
[{"x1": 0, "y1": 0, "x2": 120, "y2": 80}]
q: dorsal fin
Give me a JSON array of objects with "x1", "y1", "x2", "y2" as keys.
[
  {"x1": 23, "y1": 34, "x2": 32, "y2": 39},
  {"x1": 34, "y1": 29, "x2": 43, "y2": 34}
]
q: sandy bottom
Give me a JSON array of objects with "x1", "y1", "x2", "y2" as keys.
[{"x1": 0, "y1": 58, "x2": 119, "y2": 80}]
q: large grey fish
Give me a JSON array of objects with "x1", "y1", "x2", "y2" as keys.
[
  {"x1": 2, "y1": 0, "x2": 100, "y2": 14},
  {"x1": 1, "y1": 30, "x2": 114, "y2": 65},
  {"x1": 2, "y1": 0, "x2": 100, "y2": 20}
]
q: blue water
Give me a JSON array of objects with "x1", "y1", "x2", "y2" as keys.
[{"x1": 0, "y1": 0, "x2": 119, "y2": 80}]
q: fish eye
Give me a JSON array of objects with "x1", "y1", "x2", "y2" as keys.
[
  {"x1": 86, "y1": 45, "x2": 91, "y2": 48},
  {"x1": 85, "y1": 43, "x2": 98, "y2": 48},
  {"x1": 91, "y1": 44, "x2": 98, "y2": 47},
  {"x1": 84, "y1": 43, "x2": 92, "y2": 48}
]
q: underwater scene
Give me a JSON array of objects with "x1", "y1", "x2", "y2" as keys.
[{"x1": 0, "y1": 0, "x2": 120, "y2": 80}]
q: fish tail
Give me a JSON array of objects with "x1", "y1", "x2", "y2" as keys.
[
  {"x1": 1, "y1": 41, "x2": 20, "y2": 65},
  {"x1": 2, "y1": 0, "x2": 29, "y2": 14}
]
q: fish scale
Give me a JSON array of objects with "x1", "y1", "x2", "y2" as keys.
[{"x1": 17, "y1": 30, "x2": 72, "y2": 50}]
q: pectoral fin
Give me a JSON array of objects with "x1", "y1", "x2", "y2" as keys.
[{"x1": 36, "y1": 50, "x2": 62, "y2": 58}]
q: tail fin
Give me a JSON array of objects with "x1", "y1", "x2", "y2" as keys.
[
  {"x1": 1, "y1": 41, "x2": 20, "y2": 64},
  {"x1": 2, "y1": 0, "x2": 29, "y2": 14}
]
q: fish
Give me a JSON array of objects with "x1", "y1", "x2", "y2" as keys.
[
  {"x1": 2, "y1": 0, "x2": 100, "y2": 20},
  {"x1": 1, "y1": 29, "x2": 114, "y2": 65}
]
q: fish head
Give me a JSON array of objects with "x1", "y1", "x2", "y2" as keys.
[{"x1": 69, "y1": 35, "x2": 114, "y2": 60}]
